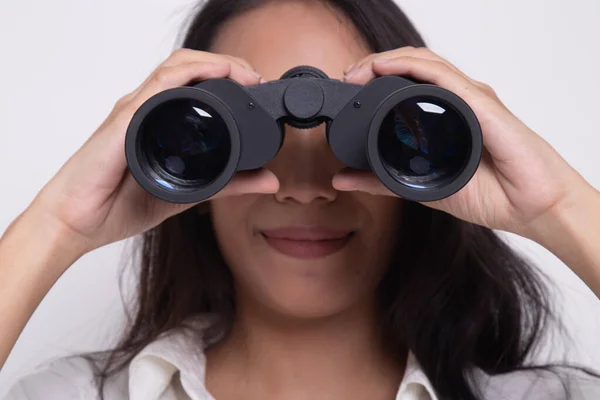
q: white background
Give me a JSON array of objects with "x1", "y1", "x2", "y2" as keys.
[{"x1": 1, "y1": 0, "x2": 599, "y2": 394}]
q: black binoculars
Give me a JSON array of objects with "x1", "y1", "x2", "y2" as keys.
[{"x1": 125, "y1": 65, "x2": 482, "y2": 203}]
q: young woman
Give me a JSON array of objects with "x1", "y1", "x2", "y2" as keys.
[{"x1": 1, "y1": 0, "x2": 599, "y2": 399}]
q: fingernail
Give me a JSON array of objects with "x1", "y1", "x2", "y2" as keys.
[
  {"x1": 344, "y1": 67, "x2": 359, "y2": 80},
  {"x1": 251, "y1": 70, "x2": 262, "y2": 80},
  {"x1": 344, "y1": 63, "x2": 356, "y2": 74},
  {"x1": 260, "y1": 77, "x2": 266, "y2": 84}
]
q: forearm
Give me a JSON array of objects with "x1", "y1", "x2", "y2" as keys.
[
  {"x1": 0, "y1": 206, "x2": 82, "y2": 369},
  {"x1": 527, "y1": 183, "x2": 600, "y2": 299}
]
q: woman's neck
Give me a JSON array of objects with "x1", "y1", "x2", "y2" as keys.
[{"x1": 205, "y1": 295, "x2": 407, "y2": 400}]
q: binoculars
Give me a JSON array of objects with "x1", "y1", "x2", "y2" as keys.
[{"x1": 125, "y1": 65, "x2": 482, "y2": 203}]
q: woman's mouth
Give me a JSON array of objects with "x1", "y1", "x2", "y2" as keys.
[{"x1": 260, "y1": 227, "x2": 355, "y2": 259}]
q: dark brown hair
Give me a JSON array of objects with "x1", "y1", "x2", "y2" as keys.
[{"x1": 82, "y1": 1, "x2": 598, "y2": 399}]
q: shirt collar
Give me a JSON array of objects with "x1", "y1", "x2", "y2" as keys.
[
  {"x1": 128, "y1": 315, "x2": 218, "y2": 400},
  {"x1": 128, "y1": 315, "x2": 439, "y2": 400},
  {"x1": 397, "y1": 352, "x2": 439, "y2": 400}
]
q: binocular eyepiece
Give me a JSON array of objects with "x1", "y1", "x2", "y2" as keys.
[{"x1": 125, "y1": 65, "x2": 482, "y2": 203}]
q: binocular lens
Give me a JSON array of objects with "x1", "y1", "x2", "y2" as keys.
[
  {"x1": 377, "y1": 96, "x2": 470, "y2": 189},
  {"x1": 140, "y1": 99, "x2": 231, "y2": 188}
]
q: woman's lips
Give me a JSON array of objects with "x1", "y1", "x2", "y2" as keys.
[{"x1": 260, "y1": 227, "x2": 355, "y2": 259}]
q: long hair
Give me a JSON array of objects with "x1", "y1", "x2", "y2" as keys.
[{"x1": 83, "y1": 1, "x2": 598, "y2": 399}]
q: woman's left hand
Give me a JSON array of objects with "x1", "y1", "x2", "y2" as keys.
[{"x1": 335, "y1": 46, "x2": 594, "y2": 240}]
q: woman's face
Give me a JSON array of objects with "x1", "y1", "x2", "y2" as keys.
[{"x1": 210, "y1": 1, "x2": 403, "y2": 318}]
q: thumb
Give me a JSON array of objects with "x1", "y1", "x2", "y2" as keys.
[
  {"x1": 219, "y1": 169, "x2": 280, "y2": 197},
  {"x1": 332, "y1": 168, "x2": 395, "y2": 197}
]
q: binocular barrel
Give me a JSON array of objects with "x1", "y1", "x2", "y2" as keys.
[{"x1": 125, "y1": 65, "x2": 482, "y2": 203}]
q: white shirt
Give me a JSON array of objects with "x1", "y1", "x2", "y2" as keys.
[{"x1": 4, "y1": 314, "x2": 599, "y2": 399}]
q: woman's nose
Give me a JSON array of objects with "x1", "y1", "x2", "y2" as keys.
[{"x1": 266, "y1": 124, "x2": 344, "y2": 205}]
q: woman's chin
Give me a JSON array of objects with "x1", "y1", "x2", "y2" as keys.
[{"x1": 253, "y1": 282, "x2": 372, "y2": 322}]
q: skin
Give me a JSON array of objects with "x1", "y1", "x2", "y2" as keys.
[
  {"x1": 1, "y1": 0, "x2": 599, "y2": 399},
  {"x1": 205, "y1": 2, "x2": 404, "y2": 399},
  {"x1": 337, "y1": 48, "x2": 600, "y2": 296}
]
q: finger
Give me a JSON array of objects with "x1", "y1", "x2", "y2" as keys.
[
  {"x1": 129, "y1": 61, "x2": 261, "y2": 110},
  {"x1": 343, "y1": 52, "x2": 400, "y2": 84},
  {"x1": 405, "y1": 47, "x2": 472, "y2": 82},
  {"x1": 349, "y1": 47, "x2": 416, "y2": 73},
  {"x1": 343, "y1": 50, "x2": 425, "y2": 85},
  {"x1": 369, "y1": 56, "x2": 487, "y2": 102},
  {"x1": 118, "y1": 166, "x2": 279, "y2": 218},
  {"x1": 160, "y1": 48, "x2": 256, "y2": 71},
  {"x1": 208, "y1": 60, "x2": 263, "y2": 86},
  {"x1": 343, "y1": 47, "x2": 423, "y2": 82},
  {"x1": 118, "y1": 172, "x2": 199, "y2": 221},
  {"x1": 160, "y1": 53, "x2": 260, "y2": 84},
  {"x1": 369, "y1": 50, "x2": 499, "y2": 103},
  {"x1": 332, "y1": 169, "x2": 396, "y2": 197},
  {"x1": 344, "y1": 47, "x2": 476, "y2": 86},
  {"x1": 129, "y1": 53, "x2": 261, "y2": 101},
  {"x1": 350, "y1": 47, "x2": 496, "y2": 98},
  {"x1": 131, "y1": 49, "x2": 257, "y2": 93},
  {"x1": 213, "y1": 169, "x2": 280, "y2": 199}
]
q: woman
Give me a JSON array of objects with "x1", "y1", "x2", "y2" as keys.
[{"x1": 1, "y1": 0, "x2": 599, "y2": 399}]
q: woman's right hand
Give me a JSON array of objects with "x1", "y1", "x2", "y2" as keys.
[
  {"x1": 0, "y1": 50, "x2": 281, "y2": 368},
  {"x1": 24, "y1": 49, "x2": 279, "y2": 264}
]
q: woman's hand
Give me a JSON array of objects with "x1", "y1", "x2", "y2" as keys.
[
  {"x1": 28, "y1": 49, "x2": 279, "y2": 262},
  {"x1": 334, "y1": 46, "x2": 595, "y2": 240},
  {"x1": 1, "y1": 49, "x2": 280, "y2": 367}
]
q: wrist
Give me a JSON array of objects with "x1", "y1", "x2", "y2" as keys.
[
  {"x1": 0, "y1": 204, "x2": 90, "y2": 368},
  {"x1": 1, "y1": 203, "x2": 89, "y2": 280},
  {"x1": 526, "y1": 182, "x2": 600, "y2": 295},
  {"x1": 532, "y1": 183, "x2": 599, "y2": 245}
]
